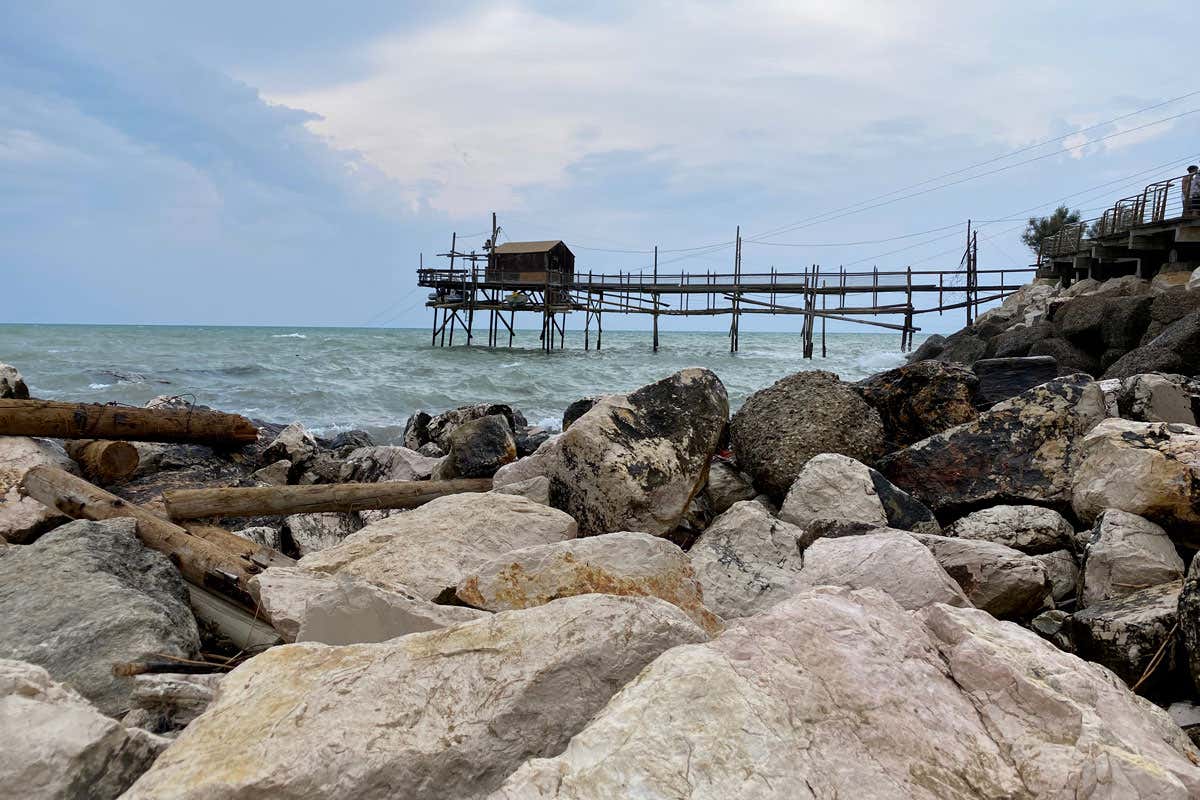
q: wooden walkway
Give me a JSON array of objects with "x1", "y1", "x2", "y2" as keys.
[{"x1": 419, "y1": 227, "x2": 1035, "y2": 355}]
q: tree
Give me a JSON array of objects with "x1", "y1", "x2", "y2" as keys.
[{"x1": 1020, "y1": 206, "x2": 1081, "y2": 256}]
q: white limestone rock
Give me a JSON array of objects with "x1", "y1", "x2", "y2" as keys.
[
  {"x1": 779, "y1": 452, "x2": 888, "y2": 529},
  {"x1": 283, "y1": 511, "x2": 362, "y2": 556},
  {"x1": 262, "y1": 422, "x2": 317, "y2": 466},
  {"x1": 0, "y1": 364, "x2": 29, "y2": 398},
  {"x1": 456, "y1": 531, "x2": 721, "y2": 635},
  {"x1": 491, "y1": 587, "x2": 1200, "y2": 799},
  {"x1": 797, "y1": 529, "x2": 971, "y2": 610},
  {"x1": 0, "y1": 658, "x2": 167, "y2": 800},
  {"x1": 912, "y1": 532, "x2": 1051, "y2": 618},
  {"x1": 0, "y1": 484, "x2": 65, "y2": 544},
  {"x1": 944, "y1": 504, "x2": 1075, "y2": 554},
  {"x1": 123, "y1": 595, "x2": 708, "y2": 800},
  {"x1": 1071, "y1": 419, "x2": 1200, "y2": 541},
  {"x1": 490, "y1": 475, "x2": 551, "y2": 506},
  {"x1": 297, "y1": 492, "x2": 577, "y2": 599},
  {"x1": 687, "y1": 500, "x2": 807, "y2": 620},
  {"x1": 1079, "y1": 509, "x2": 1185, "y2": 608},
  {"x1": 339, "y1": 445, "x2": 440, "y2": 482}
]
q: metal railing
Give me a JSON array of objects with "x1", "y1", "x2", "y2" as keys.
[{"x1": 1038, "y1": 173, "x2": 1194, "y2": 263}]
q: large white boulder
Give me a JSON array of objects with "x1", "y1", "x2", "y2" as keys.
[
  {"x1": 339, "y1": 445, "x2": 440, "y2": 482},
  {"x1": 0, "y1": 658, "x2": 166, "y2": 800},
  {"x1": 912, "y1": 533, "x2": 1051, "y2": 618},
  {"x1": 282, "y1": 511, "x2": 362, "y2": 556},
  {"x1": 797, "y1": 529, "x2": 971, "y2": 610},
  {"x1": 0, "y1": 436, "x2": 75, "y2": 543},
  {"x1": 1079, "y1": 509, "x2": 1185, "y2": 608},
  {"x1": 779, "y1": 452, "x2": 888, "y2": 528},
  {"x1": 688, "y1": 501, "x2": 807, "y2": 620},
  {"x1": 297, "y1": 492, "x2": 577, "y2": 599},
  {"x1": 1072, "y1": 418, "x2": 1200, "y2": 541},
  {"x1": 491, "y1": 587, "x2": 1200, "y2": 799},
  {"x1": 123, "y1": 595, "x2": 708, "y2": 800},
  {"x1": 455, "y1": 531, "x2": 721, "y2": 634},
  {"x1": 943, "y1": 504, "x2": 1075, "y2": 554},
  {"x1": 493, "y1": 369, "x2": 728, "y2": 536}
]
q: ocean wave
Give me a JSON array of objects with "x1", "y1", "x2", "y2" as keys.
[
  {"x1": 88, "y1": 382, "x2": 111, "y2": 389},
  {"x1": 272, "y1": 333, "x2": 307, "y2": 339}
]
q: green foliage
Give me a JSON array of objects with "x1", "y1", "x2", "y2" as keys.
[{"x1": 1021, "y1": 206, "x2": 1081, "y2": 255}]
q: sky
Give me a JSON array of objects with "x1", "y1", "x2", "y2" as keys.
[{"x1": 3, "y1": 1, "x2": 1200, "y2": 333}]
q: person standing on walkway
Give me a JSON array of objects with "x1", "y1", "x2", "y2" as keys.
[{"x1": 1186, "y1": 165, "x2": 1200, "y2": 217}]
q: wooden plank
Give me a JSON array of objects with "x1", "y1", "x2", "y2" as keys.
[
  {"x1": 0, "y1": 399, "x2": 258, "y2": 445},
  {"x1": 163, "y1": 478, "x2": 493, "y2": 520}
]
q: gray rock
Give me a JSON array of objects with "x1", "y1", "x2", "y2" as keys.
[
  {"x1": 935, "y1": 329, "x2": 988, "y2": 365},
  {"x1": 402, "y1": 410, "x2": 432, "y2": 450},
  {"x1": 987, "y1": 320, "x2": 1054, "y2": 358},
  {"x1": 456, "y1": 531, "x2": 721, "y2": 635},
  {"x1": 798, "y1": 529, "x2": 971, "y2": 610},
  {"x1": 1079, "y1": 509, "x2": 1184, "y2": 608},
  {"x1": 1073, "y1": 582, "x2": 1181, "y2": 692},
  {"x1": 880, "y1": 375, "x2": 1107, "y2": 516},
  {"x1": 1028, "y1": 336, "x2": 1102, "y2": 377},
  {"x1": 688, "y1": 501, "x2": 807, "y2": 620},
  {"x1": 1071, "y1": 419, "x2": 1200, "y2": 541},
  {"x1": 912, "y1": 532, "x2": 1051, "y2": 618},
  {"x1": 328, "y1": 429, "x2": 373, "y2": 457},
  {"x1": 283, "y1": 512, "x2": 363, "y2": 557},
  {"x1": 562, "y1": 396, "x2": 602, "y2": 430},
  {"x1": 233, "y1": 525, "x2": 283, "y2": 551},
  {"x1": 423, "y1": 403, "x2": 517, "y2": 450},
  {"x1": 1034, "y1": 549, "x2": 1081, "y2": 603},
  {"x1": 702, "y1": 461, "x2": 757, "y2": 515},
  {"x1": 514, "y1": 425, "x2": 552, "y2": 457},
  {"x1": 493, "y1": 369, "x2": 728, "y2": 536},
  {"x1": 1057, "y1": 294, "x2": 1152, "y2": 352},
  {"x1": 123, "y1": 595, "x2": 708, "y2": 800},
  {"x1": 250, "y1": 458, "x2": 291, "y2": 486},
  {"x1": 868, "y1": 466, "x2": 941, "y2": 533},
  {"x1": 0, "y1": 658, "x2": 167, "y2": 799},
  {"x1": 1030, "y1": 608, "x2": 1074, "y2": 651},
  {"x1": 907, "y1": 333, "x2": 946, "y2": 361},
  {"x1": 0, "y1": 364, "x2": 29, "y2": 399},
  {"x1": 340, "y1": 445, "x2": 440, "y2": 482},
  {"x1": 491, "y1": 587, "x2": 1200, "y2": 799},
  {"x1": 730, "y1": 370, "x2": 884, "y2": 499},
  {"x1": 971, "y1": 356, "x2": 1060, "y2": 408},
  {"x1": 417, "y1": 441, "x2": 445, "y2": 458},
  {"x1": 0, "y1": 519, "x2": 200, "y2": 716},
  {"x1": 434, "y1": 414, "x2": 518, "y2": 479},
  {"x1": 0, "y1": 484, "x2": 66, "y2": 544},
  {"x1": 944, "y1": 504, "x2": 1075, "y2": 554},
  {"x1": 262, "y1": 422, "x2": 318, "y2": 468},
  {"x1": 1174, "y1": 549, "x2": 1200, "y2": 694},
  {"x1": 0, "y1": 436, "x2": 77, "y2": 495},
  {"x1": 1105, "y1": 311, "x2": 1200, "y2": 379},
  {"x1": 1118, "y1": 373, "x2": 1197, "y2": 425},
  {"x1": 122, "y1": 672, "x2": 223, "y2": 735}
]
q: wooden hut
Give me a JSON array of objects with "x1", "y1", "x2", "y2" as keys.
[{"x1": 488, "y1": 240, "x2": 575, "y2": 285}]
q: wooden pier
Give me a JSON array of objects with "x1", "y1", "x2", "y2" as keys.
[{"x1": 420, "y1": 218, "x2": 1035, "y2": 355}]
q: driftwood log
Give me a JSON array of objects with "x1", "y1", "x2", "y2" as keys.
[
  {"x1": 163, "y1": 478, "x2": 493, "y2": 520},
  {"x1": 0, "y1": 399, "x2": 258, "y2": 445},
  {"x1": 19, "y1": 466, "x2": 291, "y2": 609},
  {"x1": 64, "y1": 439, "x2": 139, "y2": 485}
]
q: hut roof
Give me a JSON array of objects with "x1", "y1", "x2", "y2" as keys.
[{"x1": 493, "y1": 240, "x2": 567, "y2": 255}]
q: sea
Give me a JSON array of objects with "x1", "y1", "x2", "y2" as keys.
[{"x1": 0, "y1": 325, "x2": 921, "y2": 443}]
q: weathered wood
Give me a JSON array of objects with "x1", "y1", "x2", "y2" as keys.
[
  {"x1": 20, "y1": 466, "x2": 269, "y2": 609},
  {"x1": 64, "y1": 439, "x2": 139, "y2": 485},
  {"x1": 186, "y1": 585, "x2": 282, "y2": 652},
  {"x1": 163, "y1": 478, "x2": 494, "y2": 520},
  {"x1": 0, "y1": 399, "x2": 258, "y2": 445}
]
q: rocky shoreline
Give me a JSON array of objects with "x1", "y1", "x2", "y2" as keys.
[{"x1": 3, "y1": 272, "x2": 1200, "y2": 798}]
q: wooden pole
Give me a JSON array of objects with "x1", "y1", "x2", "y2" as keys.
[
  {"x1": 64, "y1": 439, "x2": 139, "y2": 485},
  {"x1": 0, "y1": 399, "x2": 258, "y2": 446},
  {"x1": 20, "y1": 467, "x2": 277, "y2": 610},
  {"x1": 652, "y1": 246, "x2": 659, "y2": 352},
  {"x1": 163, "y1": 478, "x2": 493, "y2": 520}
]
